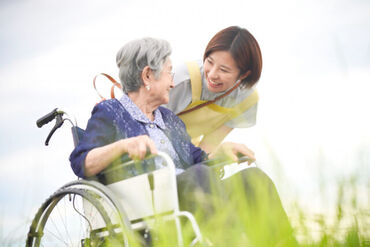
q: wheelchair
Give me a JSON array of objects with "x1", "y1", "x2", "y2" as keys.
[{"x1": 26, "y1": 108, "x2": 254, "y2": 247}]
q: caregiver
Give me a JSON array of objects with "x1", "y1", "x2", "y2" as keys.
[{"x1": 166, "y1": 26, "x2": 262, "y2": 153}]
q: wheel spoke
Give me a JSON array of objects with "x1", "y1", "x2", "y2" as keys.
[{"x1": 26, "y1": 187, "x2": 126, "y2": 247}]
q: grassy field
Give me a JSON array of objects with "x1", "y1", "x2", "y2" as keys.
[
  {"x1": 105, "y1": 172, "x2": 369, "y2": 247},
  {"x1": 147, "y1": 174, "x2": 370, "y2": 247},
  {"x1": 1, "y1": 166, "x2": 369, "y2": 247}
]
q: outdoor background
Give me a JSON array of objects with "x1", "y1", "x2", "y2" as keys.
[{"x1": 0, "y1": 0, "x2": 369, "y2": 245}]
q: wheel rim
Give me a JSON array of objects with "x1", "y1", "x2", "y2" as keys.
[{"x1": 27, "y1": 188, "x2": 118, "y2": 247}]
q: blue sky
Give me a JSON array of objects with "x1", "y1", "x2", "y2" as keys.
[{"x1": 0, "y1": 0, "x2": 369, "y2": 244}]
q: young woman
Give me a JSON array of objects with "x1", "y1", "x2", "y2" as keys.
[{"x1": 166, "y1": 26, "x2": 262, "y2": 153}]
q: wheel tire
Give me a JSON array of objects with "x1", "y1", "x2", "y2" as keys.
[{"x1": 26, "y1": 187, "x2": 122, "y2": 247}]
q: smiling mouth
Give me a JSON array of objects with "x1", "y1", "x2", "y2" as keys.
[{"x1": 208, "y1": 78, "x2": 222, "y2": 88}]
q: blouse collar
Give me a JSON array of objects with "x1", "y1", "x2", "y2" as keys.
[{"x1": 119, "y1": 94, "x2": 166, "y2": 130}]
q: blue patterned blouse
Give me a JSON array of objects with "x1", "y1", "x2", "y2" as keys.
[
  {"x1": 119, "y1": 94, "x2": 182, "y2": 173},
  {"x1": 69, "y1": 95, "x2": 207, "y2": 178}
]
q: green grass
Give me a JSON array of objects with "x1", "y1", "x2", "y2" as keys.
[
  {"x1": 137, "y1": 170, "x2": 368, "y2": 247},
  {"x1": 288, "y1": 175, "x2": 369, "y2": 247},
  {"x1": 125, "y1": 172, "x2": 369, "y2": 247},
  {"x1": 2, "y1": 168, "x2": 369, "y2": 247}
]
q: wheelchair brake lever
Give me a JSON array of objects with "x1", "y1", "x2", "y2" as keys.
[{"x1": 45, "y1": 115, "x2": 64, "y2": 146}]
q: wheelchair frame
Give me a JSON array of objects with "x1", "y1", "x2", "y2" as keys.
[
  {"x1": 27, "y1": 108, "x2": 205, "y2": 247},
  {"x1": 28, "y1": 108, "x2": 255, "y2": 246}
]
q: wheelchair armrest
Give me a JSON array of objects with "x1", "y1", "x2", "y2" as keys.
[
  {"x1": 89, "y1": 152, "x2": 175, "y2": 185},
  {"x1": 197, "y1": 155, "x2": 255, "y2": 179}
]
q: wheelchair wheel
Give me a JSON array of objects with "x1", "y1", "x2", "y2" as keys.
[{"x1": 26, "y1": 180, "x2": 136, "y2": 247}]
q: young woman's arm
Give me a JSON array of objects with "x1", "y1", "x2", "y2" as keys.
[{"x1": 198, "y1": 124, "x2": 233, "y2": 153}]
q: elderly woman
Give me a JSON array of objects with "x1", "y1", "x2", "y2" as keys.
[{"x1": 70, "y1": 37, "x2": 297, "y2": 246}]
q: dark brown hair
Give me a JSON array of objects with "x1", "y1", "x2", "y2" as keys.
[{"x1": 203, "y1": 26, "x2": 262, "y2": 88}]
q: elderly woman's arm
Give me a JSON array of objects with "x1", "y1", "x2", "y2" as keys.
[
  {"x1": 84, "y1": 135, "x2": 157, "y2": 177},
  {"x1": 70, "y1": 102, "x2": 159, "y2": 178}
]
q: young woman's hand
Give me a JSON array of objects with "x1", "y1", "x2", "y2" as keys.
[{"x1": 209, "y1": 142, "x2": 256, "y2": 164}]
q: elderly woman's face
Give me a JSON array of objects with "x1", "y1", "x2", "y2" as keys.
[{"x1": 150, "y1": 58, "x2": 174, "y2": 105}]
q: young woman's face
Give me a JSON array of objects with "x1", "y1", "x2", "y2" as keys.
[{"x1": 203, "y1": 50, "x2": 241, "y2": 93}]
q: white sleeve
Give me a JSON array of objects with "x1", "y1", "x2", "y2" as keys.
[
  {"x1": 224, "y1": 103, "x2": 258, "y2": 128},
  {"x1": 163, "y1": 62, "x2": 192, "y2": 114}
]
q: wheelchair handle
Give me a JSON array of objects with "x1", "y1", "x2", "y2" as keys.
[
  {"x1": 237, "y1": 154, "x2": 254, "y2": 164},
  {"x1": 36, "y1": 108, "x2": 62, "y2": 128},
  {"x1": 201, "y1": 154, "x2": 254, "y2": 168},
  {"x1": 36, "y1": 108, "x2": 74, "y2": 146}
]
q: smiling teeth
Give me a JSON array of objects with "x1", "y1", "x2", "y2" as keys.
[{"x1": 209, "y1": 80, "x2": 221, "y2": 85}]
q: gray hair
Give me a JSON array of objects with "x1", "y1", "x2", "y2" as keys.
[{"x1": 116, "y1": 37, "x2": 172, "y2": 93}]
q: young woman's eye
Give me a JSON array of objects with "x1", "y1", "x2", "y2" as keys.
[
  {"x1": 220, "y1": 68, "x2": 229, "y2": 73},
  {"x1": 207, "y1": 58, "x2": 213, "y2": 65}
]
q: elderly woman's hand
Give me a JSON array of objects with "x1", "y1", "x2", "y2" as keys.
[
  {"x1": 121, "y1": 135, "x2": 158, "y2": 160},
  {"x1": 209, "y1": 142, "x2": 256, "y2": 165},
  {"x1": 84, "y1": 135, "x2": 158, "y2": 177}
]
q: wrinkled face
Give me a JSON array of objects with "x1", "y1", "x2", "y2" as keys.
[
  {"x1": 203, "y1": 50, "x2": 241, "y2": 93},
  {"x1": 151, "y1": 58, "x2": 174, "y2": 104}
]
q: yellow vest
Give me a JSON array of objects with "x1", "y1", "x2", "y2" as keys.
[{"x1": 178, "y1": 61, "x2": 259, "y2": 145}]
